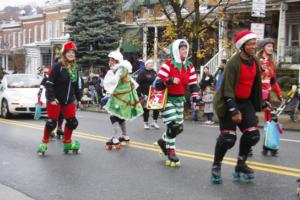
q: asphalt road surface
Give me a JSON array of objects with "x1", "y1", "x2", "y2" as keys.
[{"x1": 0, "y1": 111, "x2": 299, "y2": 200}]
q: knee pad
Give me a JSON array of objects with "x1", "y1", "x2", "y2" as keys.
[
  {"x1": 66, "y1": 117, "x2": 78, "y2": 130},
  {"x1": 218, "y1": 132, "x2": 237, "y2": 150},
  {"x1": 166, "y1": 122, "x2": 183, "y2": 139},
  {"x1": 242, "y1": 129, "x2": 260, "y2": 146},
  {"x1": 46, "y1": 119, "x2": 57, "y2": 131}
]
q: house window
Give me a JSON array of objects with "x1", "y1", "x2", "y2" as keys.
[
  {"x1": 12, "y1": 32, "x2": 16, "y2": 48},
  {"x1": 47, "y1": 21, "x2": 53, "y2": 39},
  {"x1": 29, "y1": 29, "x2": 33, "y2": 43},
  {"x1": 55, "y1": 20, "x2": 60, "y2": 38},
  {"x1": 40, "y1": 24, "x2": 44, "y2": 41},
  {"x1": 42, "y1": 53, "x2": 51, "y2": 66},
  {"x1": 23, "y1": 29, "x2": 26, "y2": 45},
  {"x1": 18, "y1": 32, "x2": 22, "y2": 48},
  {"x1": 288, "y1": 24, "x2": 300, "y2": 47},
  {"x1": 34, "y1": 25, "x2": 38, "y2": 42}
]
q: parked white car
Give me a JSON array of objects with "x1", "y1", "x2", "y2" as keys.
[{"x1": 0, "y1": 74, "x2": 47, "y2": 118}]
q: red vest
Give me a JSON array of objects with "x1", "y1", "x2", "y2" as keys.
[{"x1": 235, "y1": 62, "x2": 257, "y2": 99}]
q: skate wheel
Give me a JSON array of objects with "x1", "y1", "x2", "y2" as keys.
[
  {"x1": 170, "y1": 162, "x2": 176, "y2": 168},
  {"x1": 210, "y1": 176, "x2": 222, "y2": 184},
  {"x1": 73, "y1": 150, "x2": 79, "y2": 154},
  {"x1": 38, "y1": 152, "x2": 45, "y2": 156},
  {"x1": 115, "y1": 144, "x2": 121, "y2": 151},
  {"x1": 64, "y1": 150, "x2": 69, "y2": 154},
  {"x1": 105, "y1": 145, "x2": 112, "y2": 150},
  {"x1": 232, "y1": 172, "x2": 241, "y2": 181},
  {"x1": 153, "y1": 141, "x2": 158, "y2": 146},
  {"x1": 297, "y1": 187, "x2": 300, "y2": 197},
  {"x1": 241, "y1": 174, "x2": 254, "y2": 183},
  {"x1": 165, "y1": 160, "x2": 171, "y2": 166},
  {"x1": 175, "y1": 162, "x2": 181, "y2": 168}
]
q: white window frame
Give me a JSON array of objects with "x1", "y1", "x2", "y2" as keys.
[
  {"x1": 18, "y1": 32, "x2": 22, "y2": 48},
  {"x1": 47, "y1": 21, "x2": 53, "y2": 39},
  {"x1": 29, "y1": 29, "x2": 32, "y2": 44}
]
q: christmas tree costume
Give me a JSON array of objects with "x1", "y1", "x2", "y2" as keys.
[
  {"x1": 154, "y1": 39, "x2": 199, "y2": 167},
  {"x1": 104, "y1": 52, "x2": 143, "y2": 150}
]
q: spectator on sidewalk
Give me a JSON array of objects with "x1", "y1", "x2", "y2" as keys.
[
  {"x1": 214, "y1": 59, "x2": 227, "y2": 91},
  {"x1": 200, "y1": 66, "x2": 214, "y2": 92}
]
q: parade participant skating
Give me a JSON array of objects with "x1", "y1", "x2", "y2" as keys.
[
  {"x1": 257, "y1": 38, "x2": 284, "y2": 156},
  {"x1": 154, "y1": 39, "x2": 199, "y2": 167},
  {"x1": 136, "y1": 59, "x2": 160, "y2": 130},
  {"x1": 103, "y1": 51, "x2": 143, "y2": 150},
  {"x1": 211, "y1": 30, "x2": 262, "y2": 183},
  {"x1": 37, "y1": 41, "x2": 82, "y2": 155}
]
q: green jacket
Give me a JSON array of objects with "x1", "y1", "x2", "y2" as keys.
[{"x1": 213, "y1": 53, "x2": 262, "y2": 118}]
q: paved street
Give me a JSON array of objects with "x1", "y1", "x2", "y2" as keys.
[{"x1": 0, "y1": 111, "x2": 300, "y2": 200}]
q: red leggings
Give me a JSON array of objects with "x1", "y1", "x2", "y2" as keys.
[{"x1": 42, "y1": 102, "x2": 76, "y2": 144}]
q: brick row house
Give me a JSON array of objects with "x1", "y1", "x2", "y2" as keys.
[{"x1": 0, "y1": 0, "x2": 70, "y2": 74}]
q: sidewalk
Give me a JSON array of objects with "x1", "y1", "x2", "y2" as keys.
[
  {"x1": 0, "y1": 184, "x2": 34, "y2": 200},
  {"x1": 82, "y1": 105, "x2": 300, "y2": 131}
]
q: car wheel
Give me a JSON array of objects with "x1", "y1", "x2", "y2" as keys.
[{"x1": 1, "y1": 99, "x2": 11, "y2": 119}]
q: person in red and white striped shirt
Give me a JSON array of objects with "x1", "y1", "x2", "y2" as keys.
[{"x1": 154, "y1": 39, "x2": 200, "y2": 167}]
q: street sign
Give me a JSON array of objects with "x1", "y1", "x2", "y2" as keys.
[
  {"x1": 251, "y1": 0, "x2": 266, "y2": 18},
  {"x1": 251, "y1": 23, "x2": 265, "y2": 40}
]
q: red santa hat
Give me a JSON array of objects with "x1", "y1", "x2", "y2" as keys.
[
  {"x1": 234, "y1": 30, "x2": 257, "y2": 50},
  {"x1": 61, "y1": 41, "x2": 77, "y2": 53}
]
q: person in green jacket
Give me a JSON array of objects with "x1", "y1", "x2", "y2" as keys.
[{"x1": 211, "y1": 30, "x2": 263, "y2": 184}]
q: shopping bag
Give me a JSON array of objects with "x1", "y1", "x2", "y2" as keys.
[
  {"x1": 146, "y1": 86, "x2": 167, "y2": 110},
  {"x1": 264, "y1": 121, "x2": 282, "y2": 150},
  {"x1": 34, "y1": 98, "x2": 42, "y2": 120}
]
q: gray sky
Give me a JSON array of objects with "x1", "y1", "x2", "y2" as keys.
[{"x1": 0, "y1": 0, "x2": 46, "y2": 10}]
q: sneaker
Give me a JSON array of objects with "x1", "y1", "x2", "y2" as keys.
[
  {"x1": 144, "y1": 122, "x2": 150, "y2": 130},
  {"x1": 151, "y1": 121, "x2": 160, "y2": 129},
  {"x1": 208, "y1": 121, "x2": 215, "y2": 125},
  {"x1": 204, "y1": 120, "x2": 210, "y2": 124}
]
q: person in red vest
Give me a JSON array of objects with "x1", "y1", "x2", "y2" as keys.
[
  {"x1": 37, "y1": 41, "x2": 82, "y2": 155},
  {"x1": 211, "y1": 30, "x2": 262, "y2": 183}
]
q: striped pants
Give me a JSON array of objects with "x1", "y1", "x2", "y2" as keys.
[{"x1": 161, "y1": 100, "x2": 184, "y2": 149}]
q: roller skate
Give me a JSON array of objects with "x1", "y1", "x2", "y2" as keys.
[
  {"x1": 119, "y1": 135, "x2": 130, "y2": 145},
  {"x1": 157, "y1": 138, "x2": 167, "y2": 156},
  {"x1": 56, "y1": 128, "x2": 64, "y2": 140},
  {"x1": 165, "y1": 148, "x2": 181, "y2": 168},
  {"x1": 297, "y1": 179, "x2": 300, "y2": 197},
  {"x1": 261, "y1": 149, "x2": 268, "y2": 156},
  {"x1": 37, "y1": 143, "x2": 47, "y2": 156},
  {"x1": 211, "y1": 164, "x2": 222, "y2": 184},
  {"x1": 105, "y1": 137, "x2": 121, "y2": 151},
  {"x1": 270, "y1": 149, "x2": 278, "y2": 157},
  {"x1": 64, "y1": 141, "x2": 80, "y2": 154},
  {"x1": 232, "y1": 161, "x2": 254, "y2": 183}
]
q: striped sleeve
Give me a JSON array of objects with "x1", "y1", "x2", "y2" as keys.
[
  {"x1": 157, "y1": 63, "x2": 170, "y2": 83},
  {"x1": 188, "y1": 65, "x2": 198, "y2": 85}
]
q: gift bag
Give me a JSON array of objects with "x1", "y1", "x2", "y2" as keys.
[
  {"x1": 264, "y1": 121, "x2": 282, "y2": 150},
  {"x1": 146, "y1": 86, "x2": 167, "y2": 110},
  {"x1": 34, "y1": 98, "x2": 42, "y2": 120}
]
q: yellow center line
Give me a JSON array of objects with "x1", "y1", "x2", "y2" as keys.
[{"x1": 1, "y1": 118, "x2": 300, "y2": 177}]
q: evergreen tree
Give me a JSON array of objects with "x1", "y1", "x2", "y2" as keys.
[{"x1": 65, "y1": 0, "x2": 121, "y2": 69}]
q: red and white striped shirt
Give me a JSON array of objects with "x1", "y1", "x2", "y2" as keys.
[{"x1": 157, "y1": 60, "x2": 198, "y2": 96}]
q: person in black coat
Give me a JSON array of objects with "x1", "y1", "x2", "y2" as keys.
[{"x1": 136, "y1": 59, "x2": 160, "y2": 130}]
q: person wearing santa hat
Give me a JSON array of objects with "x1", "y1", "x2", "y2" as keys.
[
  {"x1": 37, "y1": 41, "x2": 82, "y2": 155},
  {"x1": 256, "y1": 38, "x2": 283, "y2": 157},
  {"x1": 211, "y1": 30, "x2": 262, "y2": 183}
]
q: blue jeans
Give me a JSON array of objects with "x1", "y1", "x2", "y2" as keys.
[{"x1": 192, "y1": 110, "x2": 198, "y2": 121}]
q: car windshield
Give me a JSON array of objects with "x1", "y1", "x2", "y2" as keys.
[{"x1": 6, "y1": 75, "x2": 42, "y2": 88}]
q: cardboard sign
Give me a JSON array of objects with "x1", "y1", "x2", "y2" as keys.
[{"x1": 146, "y1": 86, "x2": 168, "y2": 110}]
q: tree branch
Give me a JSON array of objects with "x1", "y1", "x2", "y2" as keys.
[{"x1": 159, "y1": 0, "x2": 176, "y2": 26}]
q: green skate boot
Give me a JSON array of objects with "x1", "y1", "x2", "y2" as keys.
[
  {"x1": 64, "y1": 141, "x2": 80, "y2": 154},
  {"x1": 37, "y1": 143, "x2": 47, "y2": 156}
]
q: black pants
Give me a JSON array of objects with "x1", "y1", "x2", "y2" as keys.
[
  {"x1": 110, "y1": 115, "x2": 125, "y2": 124},
  {"x1": 205, "y1": 113, "x2": 213, "y2": 121},
  {"x1": 213, "y1": 100, "x2": 259, "y2": 165},
  {"x1": 143, "y1": 108, "x2": 159, "y2": 122}
]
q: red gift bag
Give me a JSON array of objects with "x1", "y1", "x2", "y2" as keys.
[{"x1": 146, "y1": 86, "x2": 167, "y2": 110}]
